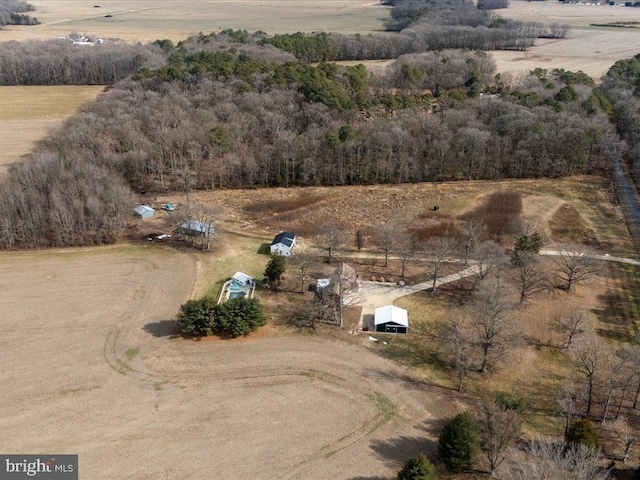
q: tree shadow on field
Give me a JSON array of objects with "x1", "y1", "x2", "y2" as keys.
[
  {"x1": 368, "y1": 418, "x2": 442, "y2": 468},
  {"x1": 143, "y1": 319, "x2": 180, "y2": 338}
]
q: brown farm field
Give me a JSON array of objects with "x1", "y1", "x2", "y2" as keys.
[
  {"x1": 0, "y1": 85, "x2": 106, "y2": 174},
  {"x1": 492, "y1": 0, "x2": 640, "y2": 80},
  {"x1": 0, "y1": 244, "x2": 454, "y2": 479},
  {"x1": 0, "y1": 0, "x2": 390, "y2": 43}
]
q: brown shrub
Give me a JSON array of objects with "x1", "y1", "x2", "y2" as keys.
[
  {"x1": 243, "y1": 195, "x2": 324, "y2": 216},
  {"x1": 460, "y1": 190, "x2": 522, "y2": 236},
  {"x1": 409, "y1": 221, "x2": 461, "y2": 242}
]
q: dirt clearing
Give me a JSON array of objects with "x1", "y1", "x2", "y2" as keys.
[
  {"x1": 0, "y1": 244, "x2": 449, "y2": 479},
  {"x1": 0, "y1": 85, "x2": 105, "y2": 174}
]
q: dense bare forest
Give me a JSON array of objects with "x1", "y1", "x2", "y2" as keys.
[{"x1": 0, "y1": 40, "x2": 166, "y2": 85}]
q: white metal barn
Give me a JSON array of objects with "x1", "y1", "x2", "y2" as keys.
[
  {"x1": 133, "y1": 205, "x2": 155, "y2": 219},
  {"x1": 374, "y1": 305, "x2": 408, "y2": 334}
]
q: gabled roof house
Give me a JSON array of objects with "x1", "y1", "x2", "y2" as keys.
[{"x1": 270, "y1": 232, "x2": 296, "y2": 256}]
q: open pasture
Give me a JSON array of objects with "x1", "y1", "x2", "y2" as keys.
[
  {"x1": 0, "y1": 85, "x2": 105, "y2": 173},
  {"x1": 170, "y1": 175, "x2": 635, "y2": 257},
  {"x1": 0, "y1": 244, "x2": 446, "y2": 479},
  {"x1": 0, "y1": 0, "x2": 390, "y2": 43},
  {"x1": 492, "y1": 0, "x2": 640, "y2": 80}
]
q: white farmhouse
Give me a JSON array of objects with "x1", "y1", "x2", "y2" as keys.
[{"x1": 270, "y1": 232, "x2": 296, "y2": 256}]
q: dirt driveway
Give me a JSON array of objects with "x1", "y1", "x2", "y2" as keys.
[{"x1": 0, "y1": 244, "x2": 451, "y2": 479}]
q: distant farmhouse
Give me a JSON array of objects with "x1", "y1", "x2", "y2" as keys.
[
  {"x1": 133, "y1": 205, "x2": 155, "y2": 219},
  {"x1": 270, "y1": 232, "x2": 296, "y2": 256}
]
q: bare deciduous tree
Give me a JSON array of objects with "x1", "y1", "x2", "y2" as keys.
[
  {"x1": 477, "y1": 401, "x2": 522, "y2": 477},
  {"x1": 461, "y1": 220, "x2": 487, "y2": 266},
  {"x1": 319, "y1": 223, "x2": 345, "y2": 264},
  {"x1": 554, "y1": 245, "x2": 599, "y2": 291},
  {"x1": 397, "y1": 237, "x2": 416, "y2": 280},
  {"x1": 612, "y1": 418, "x2": 637, "y2": 463},
  {"x1": 290, "y1": 248, "x2": 316, "y2": 294},
  {"x1": 570, "y1": 337, "x2": 606, "y2": 418},
  {"x1": 442, "y1": 315, "x2": 475, "y2": 392},
  {"x1": 377, "y1": 224, "x2": 395, "y2": 268},
  {"x1": 614, "y1": 349, "x2": 640, "y2": 419},
  {"x1": 424, "y1": 236, "x2": 458, "y2": 293},
  {"x1": 470, "y1": 278, "x2": 518, "y2": 374},
  {"x1": 510, "y1": 438, "x2": 610, "y2": 480},
  {"x1": 553, "y1": 307, "x2": 586, "y2": 349},
  {"x1": 470, "y1": 239, "x2": 507, "y2": 284},
  {"x1": 511, "y1": 252, "x2": 548, "y2": 305}
]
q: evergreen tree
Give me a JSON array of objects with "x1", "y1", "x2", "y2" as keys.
[
  {"x1": 512, "y1": 232, "x2": 543, "y2": 264},
  {"x1": 216, "y1": 298, "x2": 267, "y2": 337},
  {"x1": 438, "y1": 411, "x2": 479, "y2": 472},
  {"x1": 264, "y1": 254, "x2": 286, "y2": 291},
  {"x1": 566, "y1": 419, "x2": 598, "y2": 451},
  {"x1": 176, "y1": 296, "x2": 218, "y2": 336},
  {"x1": 397, "y1": 453, "x2": 436, "y2": 480}
]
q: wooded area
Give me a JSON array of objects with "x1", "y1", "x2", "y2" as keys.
[
  {"x1": 0, "y1": 40, "x2": 166, "y2": 85},
  {"x1": 0, "y1": 0, "x2": 38, "y2": 28},
  {"x1": 0, "y1": 28, "x2": 622, "y2": 248}
]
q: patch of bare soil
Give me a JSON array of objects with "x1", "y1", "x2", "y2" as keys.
[{"x1": 549, "y1": 202, "x2": 599, "y2": 246}]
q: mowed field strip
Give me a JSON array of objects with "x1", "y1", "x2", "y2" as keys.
[
  {"x1": 0, "y1": 0, "x2": 390, "y2": 43},
  {"x1": 0, "y1": 244, "x2": 445, "y2": 479},
  {"x1": 492, "y1": 0, "x2": 640, "y2": 80},
  {"x1": 0, "y1": 85, "x2": 105, "y2": 173}
]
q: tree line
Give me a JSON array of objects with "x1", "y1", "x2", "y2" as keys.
[
  {"x1": 601, "y1": 54, "x2": 640, "y2": 187},
  {"x1": 0, "y1": 39, "x2": 166, "y2": 85},
  {"x1": 0, "y1": 152, "x2": 135, "y2": 249},
  {"x1": 0, "y1": 0, "x2": 38, "y2": 28}
]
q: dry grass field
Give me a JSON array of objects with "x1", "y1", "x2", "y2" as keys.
[
  {"x1": 0, "y1": 85, "x2": 105, "y2": 173},
  {"x1": 0, "y1": 0, "x2": 389, "y2": 43},
  {"x1": 0, "y1": 244, "x2": 455, "y2": 479},
  {"x1": 492, "y1": 0, "x2": 640, "y2": 80},
  {"x1": 153, "y1": 175, "x2": 635, "y2": 257}
]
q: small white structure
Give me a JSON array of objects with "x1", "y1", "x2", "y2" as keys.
[
  {"x1": 218, "y1": 272, "x2": 256, "y2": 304},
  {"x1": 133, "y1": 205, "x2": 155, "y2": 219},
  {"x1": 374, "y1": 305, "x2": 408, "y2": 334},
  {"x1": 181, "y1": 221, "x2": 213, "y2": 238},
  {"x1": 270, "y1": 232, "x2": 296, "y2": 256},
  {"x1": 232, "y1": 271, "x2": 254, "y2": 286}
]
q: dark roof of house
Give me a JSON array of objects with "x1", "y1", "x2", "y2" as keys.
[{"x1": 272, "y1": 231, "x2": 296, "y2": 247}]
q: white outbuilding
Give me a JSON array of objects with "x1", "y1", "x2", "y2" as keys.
[
  {"x1": 270, "y1": 231, "x2": 296, "y2": 256},
  {"x1": 374, "y1": 305, "x2": 408, "y2": 334},
  {"x1": 133, "y1": 205, "x2": 155, "y2": 219}
]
